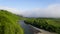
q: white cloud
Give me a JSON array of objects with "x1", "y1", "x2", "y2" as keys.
[
  {"x1": 0, "y1": 4, "x2": 60, "y2": 18},
  {"x1": 21, "y1": 4, "x2": 60, "y2": 18}
]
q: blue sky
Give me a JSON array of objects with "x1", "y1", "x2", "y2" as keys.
[
  {"x1": 0, "y1": 0, "x2": 60, "y2": 10},
  {"x1": 0, "y1": 0, "x2": 60, "y2": 17}
]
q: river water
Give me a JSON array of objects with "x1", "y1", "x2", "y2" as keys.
[
  {"x1": 19, "y1": 20, "x2": 57, "y2": 34},
  {"x1": 19, "y1": 20, "x2": 34, "y2": 34}
]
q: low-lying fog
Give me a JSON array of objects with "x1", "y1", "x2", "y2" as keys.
[{"x1": 0, "y1": 4, "x2": 60, "y2": 18}]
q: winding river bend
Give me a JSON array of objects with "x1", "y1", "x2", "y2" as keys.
[{"x1": 19, "y1": 20, "x2": 57, "y2": 34}]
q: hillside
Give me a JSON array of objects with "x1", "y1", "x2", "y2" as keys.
[{"x1": 0, "y1": 10, "x2": 24, "y2": 34}]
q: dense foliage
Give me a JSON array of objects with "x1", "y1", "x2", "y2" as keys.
[
  {"x1": 24, "y1": 18, "x2": 60, "y2": 34},
  {"x1": 0, "y1": 10, "x2": 24, "y2": 34}
]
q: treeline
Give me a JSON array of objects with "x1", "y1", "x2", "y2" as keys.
[
  {"x1": 0, "y1": 10, "x2": 24, "y2": 34},
  {"x1": 24, "y1": 18, "x2": 60, "y2": 34}
]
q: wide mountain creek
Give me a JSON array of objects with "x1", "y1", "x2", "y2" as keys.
[{"x1": 19, "y1": 20, "x2": 57, "y2": 34}]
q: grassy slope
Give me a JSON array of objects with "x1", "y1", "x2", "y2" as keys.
[
  {"x1": 46, "y1": 20, "x2": 60, "y2": 27},
  {"x1": 0, "y1": 10, "x2": 24, "y2": 34}
]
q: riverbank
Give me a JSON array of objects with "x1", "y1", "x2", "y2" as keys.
[
  {"x1": 30, "y1": 25, "x2": 57, "y2": 34},
  {"x1": 19, "y1": 20, "x2": 57, "y2": 34}
]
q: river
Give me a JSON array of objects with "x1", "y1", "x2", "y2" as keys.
[{"x1": 19, "y1": 20, "x2": 57, "y2": 34}]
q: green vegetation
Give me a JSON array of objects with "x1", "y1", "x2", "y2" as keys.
[
  {"x1": 1, "y1": 10, "x2": 60, "y2": 34},
  {"x1": 0, "y1": 10, "x2": 24, "y2": 34},
  {"x1": 24, "y1": 18, "x2": 60, "y2": 34}
]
